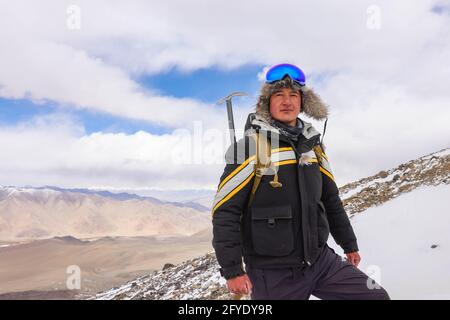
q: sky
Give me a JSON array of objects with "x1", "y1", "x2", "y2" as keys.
[{"x1": 0, "y1": 0, "x2": 449, "y2": 199}]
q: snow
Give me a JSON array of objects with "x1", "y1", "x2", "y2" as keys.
[
  {"x1": 0, "y1": 186, "x2": 59, "y2": 197},
  {"x1": 424, "y1": 148, "x2": 450, "y2": 159},
  {"x1": 328, "y1": 184, "x2": 450, "y2": 300},
  {"x1": 340, "y1": 185, "x2": 364, "y2": 199},
  {"x1": 340, "y1": 169, "x2": 397, "y2": 200},
  {"x1": 92, "y1": 252, "x2": 231, "y2": 300},
  {"x1": 340, "y1": 147, "x2": 449, "y2": 201}
]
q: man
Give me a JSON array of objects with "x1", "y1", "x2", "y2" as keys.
[{"x1": 212, "y1": 63, "x2": 390, "y2": 300}]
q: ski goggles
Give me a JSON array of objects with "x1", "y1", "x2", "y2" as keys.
[{"x1": 265, "y1": 63, "x2": 306, "y2": 86}]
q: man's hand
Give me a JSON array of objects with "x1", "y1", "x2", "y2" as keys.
[
  {"x1": 226, "y1": 274, "x2": 253, "y2": 295},
  {"x1": 346, "y1": 251, "x2": 361, "y2": 267}
]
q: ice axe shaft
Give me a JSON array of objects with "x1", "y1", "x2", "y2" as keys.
[
  {"x1": 225, "y1": 99, "x2": 236, "y2": 144},
  {"x1": 217, "y1": 92, "x2": 247, "y2": 145}
]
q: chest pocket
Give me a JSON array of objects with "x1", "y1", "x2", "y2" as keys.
[{"x1": 251, "y1": 205, "x2": 294, "y2": 256}]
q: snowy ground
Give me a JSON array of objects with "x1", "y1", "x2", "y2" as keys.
[{"x1": 328, "y1": 184, "x2": 450, "y2": 299}]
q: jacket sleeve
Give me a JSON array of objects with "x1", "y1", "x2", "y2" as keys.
[
  {"x1": 318, "y1": 144, "x2": 359, "y2": 254},
  {"x1": 212, "y1": 136, "x2": 255, "y2": 279}
]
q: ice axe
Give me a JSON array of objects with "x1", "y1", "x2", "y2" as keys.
[{"x1": 217, "y1": 92, "x2": 247, "y2": 145}]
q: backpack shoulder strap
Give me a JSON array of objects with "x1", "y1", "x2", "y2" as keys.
[
  {"x1": 312, "y1": 143, "x2": 325, "y2": 167},
  {"x1": 247, "y1": 132, "x2": 272, "y2": 207}
]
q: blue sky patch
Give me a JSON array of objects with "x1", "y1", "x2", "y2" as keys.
[{"x1": 137, "y1": 64, "x2": 264, "y2": 103}]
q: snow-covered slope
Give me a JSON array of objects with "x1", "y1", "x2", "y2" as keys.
[
  {"x1": 340, "y1": 148, "x2": 449, "y2": 215},
  {"x1": 329, "y1": 184, "x2": 450, "y2": 299},
  {"x1": 91, "y1": 253, "x2": 227, "y2": 300},
  {"x1": 91, "y1": 147, "x2": 450, "y2": 300}
]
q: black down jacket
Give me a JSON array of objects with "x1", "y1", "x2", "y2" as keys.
[{"x1": 212, "y1": 113, "x2": 358, "y2": 279}]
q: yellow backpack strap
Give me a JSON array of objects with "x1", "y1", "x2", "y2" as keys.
[
  {"x1": 313, "y1": 144, "x2": 325, "y2": 167},
  {"x1": 247, "y1": 132, "x2": 272, "y2": 207},
  {"x1": 313, "y1": 143, "x2": 335, "y2": 182},
  {"x1": 247, "y1": 133, "x2": 283, "y2": 207}
]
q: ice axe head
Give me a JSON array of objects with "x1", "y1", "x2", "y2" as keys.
[
  {"x1": 216, "y1": 92, "x2": 248, "y2": 105},
  {"x1": 217, "y1": 92, "x2": 247, "y2": 145}
]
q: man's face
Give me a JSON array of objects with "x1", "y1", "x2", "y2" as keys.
[{"x1": 269, "y1": 88, "x2": 301, "y2": 126}]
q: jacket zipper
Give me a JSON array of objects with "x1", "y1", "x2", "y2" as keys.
[
  {"x1": 286, "y1": 137, "x2": 319, "y2": 267},
  {"x1": 286, "y1": 139, "x2": 310, "y2": 265}
]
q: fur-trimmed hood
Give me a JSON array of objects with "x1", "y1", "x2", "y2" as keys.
[{"x1": 255, "y1": 76, "x2": 329, "y2": 122}]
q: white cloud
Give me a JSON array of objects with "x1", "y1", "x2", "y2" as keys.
[
  {"x1": 317, "y1": 75, "x2": 450, "y2": 184},
  {"x1": 0, "y1": 113, "x2": 230, "y2": 190}
]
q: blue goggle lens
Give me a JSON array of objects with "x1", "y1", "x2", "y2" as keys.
[{"x1": 265, "y1": 63, "x2": 306, "y2": 86}]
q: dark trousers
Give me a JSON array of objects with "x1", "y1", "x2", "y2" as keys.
[{"x1": 246, "y1": 245, "x2": 390, "y2": 300}]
